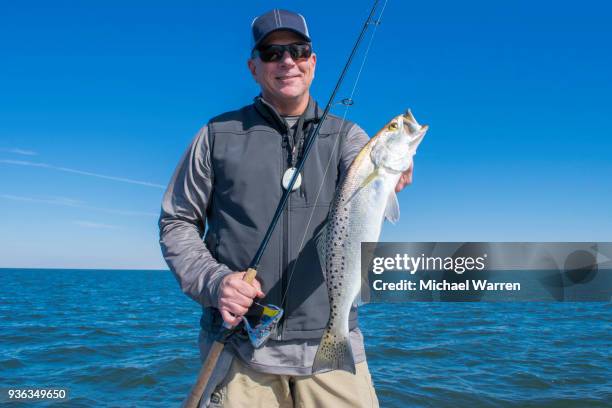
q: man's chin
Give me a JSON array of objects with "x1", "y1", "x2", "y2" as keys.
[
  {"x1": 276, "y1": 89, "x2": 305, "y2": 100},
  {"x1": 263, "y1": 88, "x2": 309, "y2": 107}
]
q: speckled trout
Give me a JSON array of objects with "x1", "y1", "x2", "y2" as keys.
[{"x1": 312, "y1": 110, "x2": 428, "y2": 374}]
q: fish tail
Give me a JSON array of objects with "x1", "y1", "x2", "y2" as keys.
[{"x1": 312, "y1": 327, "x2": 355, "y2": 374}]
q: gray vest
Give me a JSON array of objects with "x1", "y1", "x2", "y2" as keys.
[{"x1": 201, "y1": 96, "x2": 358, "y2": 341}]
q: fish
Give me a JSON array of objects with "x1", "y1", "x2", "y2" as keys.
[{"x1": 311, "y1": 110, "x2": 428, "y2": 374}]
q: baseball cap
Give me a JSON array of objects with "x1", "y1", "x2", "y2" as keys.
[{"x1": 251, "y1": 9, "x2": 311, "y2": 50}]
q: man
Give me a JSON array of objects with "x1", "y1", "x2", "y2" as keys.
[{"x1": 159, "y1": 9, "x2": 413, "y2": 408}]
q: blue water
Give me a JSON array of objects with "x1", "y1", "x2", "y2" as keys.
[{"x1": 1, "y1": 269, "x2": 610, "y2": 407}]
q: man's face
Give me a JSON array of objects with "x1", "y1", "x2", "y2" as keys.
[{"x1": 248, "y1": 31, "x2": 317, "y2": 105}]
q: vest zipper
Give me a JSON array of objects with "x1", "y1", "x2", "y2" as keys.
[
  {"x1": 277, "y1": 129, "x2": 290, "y2": 341},
  {"x1": 277, "y1": 197, "x2": 289, "y2": 341}
]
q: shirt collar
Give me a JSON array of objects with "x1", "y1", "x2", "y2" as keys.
[{"x1": 254, "y1": 95, "x2": 322, "y2": 132}]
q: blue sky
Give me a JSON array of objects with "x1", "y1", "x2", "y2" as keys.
[{"x1": 1, "y1": 1, "x2": 611, "y2": 269}]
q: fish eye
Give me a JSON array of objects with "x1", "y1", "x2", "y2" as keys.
[{"x1": 388, "y1": 122, "x2": 398, "y2": 131}]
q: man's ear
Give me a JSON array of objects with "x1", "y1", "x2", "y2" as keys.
[
  {"x1": 247, "y1": 59, "x2": 258, "y2": 82},
  {"x1": 311, "y1": 52, "x2": 317, "y2": 80}
]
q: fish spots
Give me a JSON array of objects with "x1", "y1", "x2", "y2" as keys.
[{"x1": 319, "y1": 332, "x2": 345, "y2": 361}]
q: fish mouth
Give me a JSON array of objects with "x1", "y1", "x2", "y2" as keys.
[{"x1": 402, "y1": 109, "x2": 428, "y2": 135}]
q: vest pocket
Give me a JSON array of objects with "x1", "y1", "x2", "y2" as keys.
[{"x1": 282, "y1": 205, "x2": 332, "y2": 334}]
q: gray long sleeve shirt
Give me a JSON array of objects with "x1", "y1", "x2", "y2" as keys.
[{"x1": 159, "y1": 109, "x2": 369, "y2": 375}]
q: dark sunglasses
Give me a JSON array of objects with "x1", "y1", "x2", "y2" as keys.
[{"x1": 252, "y1": 43, "x2": 313, "y2": 63}]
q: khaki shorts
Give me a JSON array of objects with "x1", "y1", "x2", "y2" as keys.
[{"x1": 209, "y1": 358, "x2": 379, "y2": 408}]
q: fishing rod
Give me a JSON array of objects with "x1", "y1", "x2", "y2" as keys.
[
  {"x1": 248, "y1": 2, "x2": 380, "y2": 271},
  {"x1": 184, "y1": 2, "x2": 382, "y2": 407}
]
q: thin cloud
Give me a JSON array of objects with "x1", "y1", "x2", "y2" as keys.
[
  {"x1": 0, "y1": 148, "x2": 38, "y2": 156},
  {"x1": 0, "y1": 195, "x2": 85, "y2": 206},
  {"x1": 0, "y1": 194, "x2": 159, "y2": 217},
  {"x1": 0, "y1": 159, "x2": 165, "y2": 189},
  {"x1": 74, "y1": 220, "x2": 122, "y2": 230}
]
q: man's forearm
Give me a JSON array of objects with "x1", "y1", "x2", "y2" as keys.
[{"x1": 159, "y1": 218, "x2": 233, "y2": 308}]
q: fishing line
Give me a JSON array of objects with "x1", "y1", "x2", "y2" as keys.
[{"x1": 280, "y1": 0, "x2": 389, "y2": 306}]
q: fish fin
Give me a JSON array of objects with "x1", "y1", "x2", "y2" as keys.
[
  {"x1": 353, "y1": 291, "x2": 364, "y2": 307},
  {"x1": 353, "y1": 265, "x2": 366, "y2": 307},
  {"x1": 384, "y1": 191, "x2": 400, "y2": 224},
  {"x1": 312, "y1": 328, "x2": 355, "y2": 375},
  {"x1": 354, "y1": 272, "x2": 374, "y2": 306},
  {"x1": 314, "y1": 224, "x2": 328, "y2": 275},
  {"x1": 359, "y1": 168, "x2": 380, "y2": 189},
  {"x1": 357, "y1": 243, "x2": 378, "y2": 306}
]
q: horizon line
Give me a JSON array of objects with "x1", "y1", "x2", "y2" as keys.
[{"x1": 0, "y1": 267, "x2": 170, "y2": 272}]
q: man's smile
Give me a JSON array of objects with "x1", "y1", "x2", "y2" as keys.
[{"x1": 275, "y1": 74, "x2": 301, "y2": 80}]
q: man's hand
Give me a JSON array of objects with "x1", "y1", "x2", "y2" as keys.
[
  {"x1": 395, "y1": 162, "x2": 414, "y2": 193},
  {"x1": 218, "y1": 271, "x2": 265, "y2": 326}
]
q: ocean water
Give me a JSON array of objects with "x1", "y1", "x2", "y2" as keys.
[{"x1": 0, "y1": 269, "x2": 610, "y2": 407}]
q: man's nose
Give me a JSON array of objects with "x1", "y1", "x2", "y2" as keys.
[{"x1": 279, "y1": 51, "x2": 296, "y2": 66}]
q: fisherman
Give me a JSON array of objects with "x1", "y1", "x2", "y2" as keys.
[{"x1": 159, "y1": 9, "x2": 413, "y2": 408}]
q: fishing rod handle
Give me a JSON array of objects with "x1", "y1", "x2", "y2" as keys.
[
  {"x1": 243, "y1": 267, "x2": 257, "y2": 284},
  {"x1": 184, "y1": 268, "x2": 259, "y2": 407},
  {"x1": 184, "y1": 341, "x2": 224, "y2": 408}
]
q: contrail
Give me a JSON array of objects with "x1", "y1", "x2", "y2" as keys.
[
  {"x1": 74, "y1": 220, "x2": 123, "y2": 230},
  {"x1": 0, "y1": 194, "x2": 159, "y2": 217},
  {"x1": 0, "y1": 148, "x2": 38, "y2": 156},
  {"x1": 0, "y1": 159, "x2": 166, "y2": 189}
]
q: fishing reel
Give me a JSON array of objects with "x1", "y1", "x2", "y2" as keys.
[
  {"x1": 241, "y1": 302, "x2": 284, "y2": 348},
  {"x1": 218, "y1": 302, "x2": 284, "y2": 348}
]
